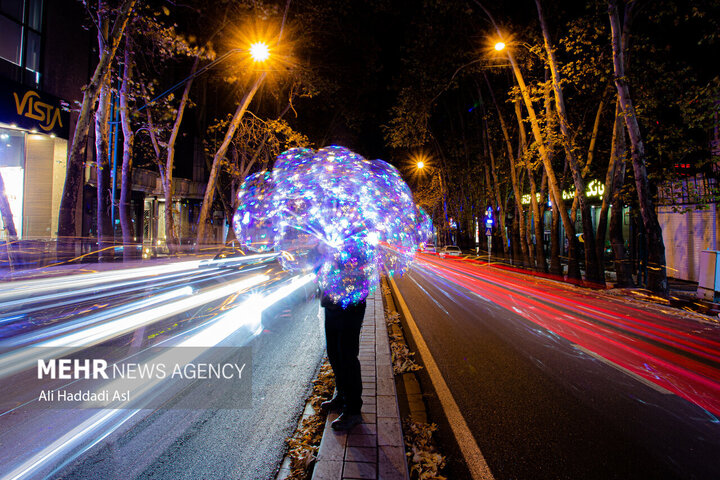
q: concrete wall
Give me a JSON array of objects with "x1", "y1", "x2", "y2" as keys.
[{"x1": 658, "y1": 205, "x2": 719, "y2": 282}]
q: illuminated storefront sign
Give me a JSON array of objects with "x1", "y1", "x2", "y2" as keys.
[
  {"x1": 521, "y1": 179, "x2": 605, "y2": 205},
  {"x1": 521, "y1": 193, "x2": 542, "y2": 205},
  {"x1": 0, "y1": 77, "x2": 69, "y2": 138},
  {"x1": 561, "y1": 179, "x2": 605, "y2": 201}
]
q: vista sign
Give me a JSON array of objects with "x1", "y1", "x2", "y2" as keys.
[{"x1": 0, "y1": 77, "x2": 69, "y2": 138}]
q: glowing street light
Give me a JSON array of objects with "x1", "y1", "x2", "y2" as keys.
[
  {"x1": 416, "y1": 160, "x2": 425, "y2": 169},
  {"x1": 494, "y1": 41, "x2": 506, "y2": 51},
  {"x1": 249, "y1": 42, "x2": 270, "y2": 62},
  {"x1": 140, "y1": 43, "x2": 271, "y2": 112}
]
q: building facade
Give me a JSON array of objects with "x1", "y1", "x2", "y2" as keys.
[
  {"x1": 0, "y1": 0, "x2": 75, "y2": 244},
  {"x1": 0, "y1": 0, "x2": 211, "y2": 264}
]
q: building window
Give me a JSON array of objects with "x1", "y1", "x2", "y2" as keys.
[
  {"x1": 0, "y1": 16, "x2": 22, "y2": 65},
  {"x1": 0, "y1": 0, "x2": 43, "y2": 87}
]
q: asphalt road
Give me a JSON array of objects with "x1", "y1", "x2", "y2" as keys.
[
  {"x1": 0, "y1": 257, "x2": 326, "y2": 480},
  {"x1": 394, "y1": 257, "x2": 720, "y2": 480},
  {"x1": 51, "y1": 289, "x2": 324, "y2": 480}
]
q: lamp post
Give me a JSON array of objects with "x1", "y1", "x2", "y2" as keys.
[
  {"x1": 491, "y1": 36, "x2": 581, "y2": 279},
  {"x1": 195, "y1": 43, "x2": 272, "y2": 245},
  {"x1": 138, "y1": 42, "x2": 271, "y2": 112},
  {"x1": 415, "y1": 156, "x2": 449, "y2": 246},
  {"x1": 106, "y1": 43, "x2": 271, "y2": 246}
]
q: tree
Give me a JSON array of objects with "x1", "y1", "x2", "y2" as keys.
[
  {"x1": 204, "y1": 106, "x2": 311, "y2": 244},
  {"x1": 57, "y1": 0, "x2": 137, "y2": 245},
  {"x1": 137, "y1": 19, "x2": 211, "y2": 252},
  {"x1": 196, "y1": 0, "x2": 295, "y2": 245},
  {"x1": 486, "y1": 80, "x2": 530, "y2": 266},
  {"x1": 118, "y1": 33, "x2": 135, "y2": 259},
  {"x1": 535, "y1": 0, "x2": 603, "y2": 284},
  {"x1": 196, "y1": 72, "x2": 268, "y2": 245},
  {"x1": 608, "y1": 0, "x2": 668, "y2": 294},
  {"x1": 607, "y1": 99, "x2": 634, "y2": 286},
  {"x1": 481, "y1": 101, "x2": 509, "y2": 258},
  {"x1": 475, "y1": 1, "x2": 582, "y2": 280},
  {"x1": 95, "y1": 67, "x2": 114, "y2": 262}
]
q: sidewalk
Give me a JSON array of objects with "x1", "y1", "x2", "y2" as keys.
[{"x1": 311, "y1": 291, "x2": 410, "y2": 480}]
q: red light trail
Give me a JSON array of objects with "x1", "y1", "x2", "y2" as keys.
[{"x1": 415, "y1": 254, "x2": 720, "y2": 416}]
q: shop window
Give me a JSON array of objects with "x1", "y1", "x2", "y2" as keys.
[{"x1": 0, "y1": 128, "x2": 25, "y2": 239}]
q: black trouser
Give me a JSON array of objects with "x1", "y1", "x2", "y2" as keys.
[{"x1": 324, "y1": 300, "x2": 366, "y2": 415}]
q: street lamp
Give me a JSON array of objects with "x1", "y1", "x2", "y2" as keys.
[
  {"x1": 196, "y1": 41, "x2": 275, "y2": 244},
  {"x1": 110, "y1": 44, "x2": 272, "y2": 239},
  {"x1": 249, "y1": 42, "x2": 270, "y2": 62},
  {"x1": 411, "y1": 154, "x2": 451, "y2": 246},
  {"x1": 139, "y1": 44, "x2": 270, "y2": 111},
  {"x1": 494, "y1": 41, "x2": 506, "y2": 51}
]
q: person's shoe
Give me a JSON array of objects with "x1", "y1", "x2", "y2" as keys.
[
  {"x1": 320, "y1": 396, "x2": 344, "y2": 413},
  {"x1": 331, "y1": 413, "x2": 362, "y2": 431}
]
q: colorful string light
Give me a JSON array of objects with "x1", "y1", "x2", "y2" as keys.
[{"x1": 233, "y1": 146, "x2": 432, "y2": 308}]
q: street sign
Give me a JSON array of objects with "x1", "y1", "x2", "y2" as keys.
[{"x1": 485, "y1": 228, "x2": 492, "y2": 236}]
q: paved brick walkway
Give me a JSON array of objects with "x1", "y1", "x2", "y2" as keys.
[{"x1": 311, "y1": 291, "x2": 409, "y2": 480}]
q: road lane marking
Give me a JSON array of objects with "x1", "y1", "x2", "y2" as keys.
[
  {"x1": 389, "y1": 277, "x2": 495, "y2": 480},
  {"x1": 573, "y1": 344, "x2": 674, "y2": 395}
]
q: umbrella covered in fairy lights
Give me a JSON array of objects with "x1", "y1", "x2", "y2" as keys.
[{"x1": 233, "y1": 146, "x2": 432, "y2": 308}]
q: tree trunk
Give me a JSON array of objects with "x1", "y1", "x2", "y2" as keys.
[
  {"x1": 476, "y1": 0, "x2": 580, "y2": 280},
  {"x1": 95, "y1": 71, "x2": 114, "y2": 262},
  {"x1": 514, "y1": 98, "x2": 541, "y2": 269},
  {"x1": 572, "y1": 87, "x2": 609, "y2": 221},
  {"x1": 482, "y1": 110, "x2": 508, "y2": 257},
  {"x1": 510, "y1": 210, "x2": 521, "y2": 265},
  {"x1": 537, "y1": 171, "x2": 549, "y2": 272},
  {"x1": 196, "y1": 73, "x2": 266, "y2": 245},
  {"x1": 527, "y1": 167, "x2": 546, "y2": 272},
  {"x1": 57, "y1": 0, "x2": 136, "y2": 242},
  {"x1": 610, "y1": 171, "x2": 633, "y2": 287},
  {"x1": 536, "y1": 0, "x2": 603, "y2": 285},
  {"x1": 595, "y1": 99, "x2": 618, "y2": 275},
  {"x1": 550, "y1": 197, "x2": 562, "y2": 275},
  {"x1": 608, "y1": 0, "x2": 668, "y2": 294},
  {"x1": 608, "y1": 98, "x2": 634, "y2": 286},
  {"x1": 484, "y1": 73, "x2": 528, "y2": 265},
  {"x1": 119, "y1": 37, "x2": 135, "y2": 261},
  {"x1": 160, "y1": 57, "x2": 200, "y2": 253},
  {"x1": 489, "y1": 149, "x2": 509, "y2": 258},
  {"x1": 506, "y1": 47, "x2": 579, "y2": 279}
]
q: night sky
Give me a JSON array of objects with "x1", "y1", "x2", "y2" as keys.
[{"x1": 166, "y1": 0, "x2": 719, "y2": 175}]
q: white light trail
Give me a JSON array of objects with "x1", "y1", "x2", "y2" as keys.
[
  {"x1": 0, "y1": 260, "x2": 204, "y2": 301},
  {"x1": 43, "y1": 275, "x2": 267, "y2": 348},
  {"x1": 2, "y1": 409, "x2": 139, "y2": 480},
  {"x1": 0, "y1": 252, "x2": 277, "y2": 303},
  {"x1": 0, "y1": 275, "x2": 268, "y2": 379},
  {"x1": 178, "y1": 273, "x2": 316, "y2": 347},
  {"x1": 0, "y1": 273, "x2": 316, "y2": 480}
]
